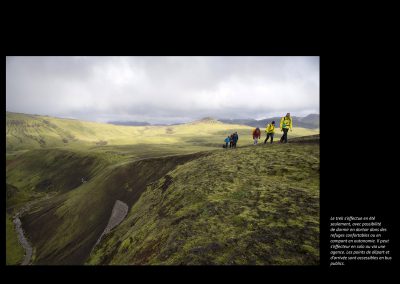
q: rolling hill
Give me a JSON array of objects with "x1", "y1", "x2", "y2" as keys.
[
  {"x1": 220, "y1": 114, "x2": 319, "y2": 129},
  {"x1": 6, "y1": 112, "x2": 319, "y2": 152},
  {"x1": 6, "y1": 111, "x2": 320, "y2": 265}
]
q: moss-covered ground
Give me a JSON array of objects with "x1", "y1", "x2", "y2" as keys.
[{"x1": 88, "y1": 143, "x2": 319, "y2": 265}]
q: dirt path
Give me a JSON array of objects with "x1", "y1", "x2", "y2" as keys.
[{"x1": 91, "y1": 200, "x2": 129, "y2": 253}]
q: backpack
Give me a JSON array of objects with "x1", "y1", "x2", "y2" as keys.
[{"x1": 282, "y1": 117, "x2": 291, "y2": 128}]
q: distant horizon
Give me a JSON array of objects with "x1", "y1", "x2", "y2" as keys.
[{"x1": 6, "y1": 110, "x2": 319, "y2": 125}]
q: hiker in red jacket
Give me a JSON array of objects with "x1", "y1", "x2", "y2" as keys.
[{"x1": 252, "y1": 127, "x2": 261, "y2": 145}]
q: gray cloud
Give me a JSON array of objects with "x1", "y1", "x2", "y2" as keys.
[{"x1": 6, "y1": 56, "x2": 319, "y2": 124}]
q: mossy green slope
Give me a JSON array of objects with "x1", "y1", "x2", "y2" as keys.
[
  {"x1": 9, "y1": 149, "x2": 205, "y2": 264},
  {"x1": 6, "y1": 148, "x2": 112, "y2": 210},
  {"x1": 6, "y1": 213, "x2": 24, "y2": 265},
  {"x1": 6, "y1": 148, "x2": 115, "y2": 265},
  {"x1": 88, "y1": 143, "x2": 319, "y2": 265}
]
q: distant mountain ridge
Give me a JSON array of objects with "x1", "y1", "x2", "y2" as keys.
[
  {"x1": 108, "y1": 121, "x2": 152, "y2": 126},
  {"x1": 107, "y1": 115, "x2": 319, "y2": 129},
  {"x1": 219, "y1": 114, "x2": 319, "y2": 129},
  {"x1": 108, "y1": 117, "x2": 223, "y2": 126},
  {"x1": 190, "y1": 117, "x2": 222, "y2": 125}
]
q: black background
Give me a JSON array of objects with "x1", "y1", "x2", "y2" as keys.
[{"x1": 2, "y1": 4, "x2": 397, "y2": 281}]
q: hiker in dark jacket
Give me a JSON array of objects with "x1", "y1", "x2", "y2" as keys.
[
  {"x1": 230, "y1": 133, "x2": 234, "y2": 148},
  {"x1": 232, "y1": 132, "x2": 239, "y2": 148}
]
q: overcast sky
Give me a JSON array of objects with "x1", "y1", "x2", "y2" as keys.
[{"x1": 6, "y1": 56, "x2": 319, "y2": 124}]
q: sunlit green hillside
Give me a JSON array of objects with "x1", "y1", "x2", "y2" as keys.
[
  {"x1": 6, "y1": 112, "x2": 319, "y2": 152},
  {"x1": 88, "y1": 143, "x2": 320, "y2": 265}
]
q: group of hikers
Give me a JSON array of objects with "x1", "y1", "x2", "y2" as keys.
[
  {"x1": 224, "y1": 132, "x2": 239, "y2": 148},
  {"x1": 224, "y1": 113, "x2": 293, "y2": 148}
]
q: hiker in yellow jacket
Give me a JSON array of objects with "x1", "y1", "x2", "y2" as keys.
[
  {"x1": 279, "y1": 113, "x2": 292, "y2": 143},
  {"x1": 264, "y1": 121, "x2": 275, "y2": 144}
]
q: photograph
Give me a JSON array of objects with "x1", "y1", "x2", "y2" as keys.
[{"x1": 5, "y1": 56, "x2": 320, "y2": 265}]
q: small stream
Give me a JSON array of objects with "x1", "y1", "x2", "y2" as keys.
[
  {"x1": 12, "y1": 194, "x2": 54, "y2": 265},
  {"x1": 13, "y1": 205, "x2": 33, "y2": 265}
]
